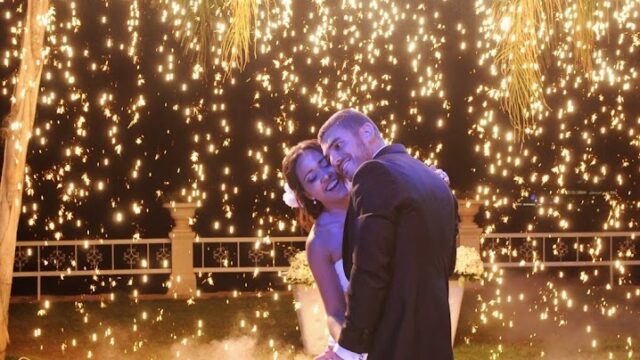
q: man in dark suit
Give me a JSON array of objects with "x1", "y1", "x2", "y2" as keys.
[{"x1": 318, "y1": 109, "x2": 457, "y2": 360}]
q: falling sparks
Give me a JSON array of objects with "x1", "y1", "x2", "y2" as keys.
[
  {"x1": 473, "y1": 0, "x2": 640, "y2": 234},
  {"x1": 1, "y1": 0, "x2": 640, "y2": 359},
  {"x1": 4, "y1": 0, "x2": 636, "y2": 247}
]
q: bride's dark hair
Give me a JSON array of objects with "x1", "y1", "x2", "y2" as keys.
[{"x1": 282, "y1": 140, "x2": 325, "y2": 232}]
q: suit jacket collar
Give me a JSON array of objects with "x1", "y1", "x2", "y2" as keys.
[{"x1": 373, "y1": 143, "x2": 407, "y2": 159}]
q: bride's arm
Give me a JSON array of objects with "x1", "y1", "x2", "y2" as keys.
[{"x1": 306, "y1": 236, "x2": 347, "y2": 341}]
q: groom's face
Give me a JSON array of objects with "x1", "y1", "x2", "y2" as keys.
[{"x1": 320, "y1": 125, "x2": 370, "y2": 181}]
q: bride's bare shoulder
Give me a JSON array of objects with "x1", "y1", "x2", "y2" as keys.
[{"x1": 306, "y1": 225, "x2": 333, "y2": 256}]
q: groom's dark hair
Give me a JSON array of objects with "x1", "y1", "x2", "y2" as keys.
[{"x1": 318, "y1": 109, "x2": 381, "y2": 142}]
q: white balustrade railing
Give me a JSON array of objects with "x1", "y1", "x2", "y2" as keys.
[
  {"x1": 481, "y1": 232, "x2": 640, "y2": 284},
  {"x1": 193, "y1": 236, "x2": 306, "y2": 274},
  {"x1": 12, "y1": 201, "x2": 640, "y2": 299},
  {"x1": 13, "y1": 238, "x2": 172, "y2": 299}
]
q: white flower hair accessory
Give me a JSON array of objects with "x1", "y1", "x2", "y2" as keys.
[{"x1": 282, "y1": 182, "x2": 300, "y2": 208}]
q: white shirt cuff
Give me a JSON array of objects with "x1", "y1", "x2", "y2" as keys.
[{"x1": 333, "y1": 343, "x2": 364, "y2": 360}]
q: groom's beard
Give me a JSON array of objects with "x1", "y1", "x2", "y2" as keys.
[
  {"x1": 334, "y1": 137, "x2": 371, "y2": 180},
  {"x1": 349, "y1": 137, "x2": 373, "y2": 176}
]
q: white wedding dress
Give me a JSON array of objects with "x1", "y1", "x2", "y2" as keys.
[
  {"x1": 328, "y1": 260, "x2": 368, "y2": 359},
  {"x1": 334, "y1": 259, "x2": 350, "y2": 292},
  {"x1": 327, "y1": 259, "x2": 349, "y2": 348}
]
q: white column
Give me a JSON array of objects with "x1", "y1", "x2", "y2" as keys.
[
  {"x1": 164, "y1": 202, "x2": 198, "y2": 298},
  {"x1": 457, "y1": 199, "x2": 482, "y2": 250}
]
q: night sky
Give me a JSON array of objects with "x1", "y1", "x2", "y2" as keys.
[{"x1": 1, "y1": 0, "x2": 639, "y2": 242}]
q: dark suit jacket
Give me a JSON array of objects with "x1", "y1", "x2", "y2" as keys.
[{"x1": 338, "y1": 144, "x2": 457, "y2": 360}]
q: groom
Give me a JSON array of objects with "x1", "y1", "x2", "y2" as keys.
[{"x1": 318, "y1": 109, "x2": 457, "y2": 360}]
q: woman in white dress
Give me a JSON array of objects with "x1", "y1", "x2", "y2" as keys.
[
  {"x1": 282, "y1": 140, "x2": 351, "y2": 352},
  {"x1": 282, "y1": 140, "x2": 449, "y2": 358}
]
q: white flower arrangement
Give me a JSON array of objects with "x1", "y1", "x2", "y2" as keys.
[
  {"x1": 284, "y1": 251, "x2": 315, "y2": 286},
  {"x1": 284, "y1": 247, "x2": 483, "y2": 287},
  {"x1": 452, "y1": 246, "x2": 484, "y2": 284}
]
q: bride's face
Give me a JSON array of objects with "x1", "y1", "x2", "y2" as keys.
[{"x1": 295, "y1": 149, "x2": 349, "y2": 207}]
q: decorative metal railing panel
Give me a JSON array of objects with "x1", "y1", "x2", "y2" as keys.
[
  {"x1": 193, "y1": 237, "x2": 306, "y2": 273},
  {"x1": 13, "y1": 239, "x2": 172, "y2": 298},
  {"x1": 481, "y1": 232, "x2": 640, "y2": 283},
  {"x1": 15, "y1": 232, "x2": 639, "y2": 299}
]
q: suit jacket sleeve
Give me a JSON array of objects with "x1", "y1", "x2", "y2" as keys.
[{"x1": 338, "y1": 161, "x2": 399, "y2": 353}]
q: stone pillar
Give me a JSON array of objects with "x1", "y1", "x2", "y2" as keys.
[
  {"x1": 164, "y1": 202, "x2": 197, "y2": 298},
  {"x1": 457, "y1": 198, "x2": 482, "y2": 250}
]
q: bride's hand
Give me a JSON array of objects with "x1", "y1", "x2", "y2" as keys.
[
  {"x1": 429, "y1": 165, "x2": 450, "y2": 185},
  {"x1": 321, "y1": 350, "x2": 344, "y2": 360},
  {"x1": 314, "y1": 348, "x2": 341, "y2": 360},
  {"x1": 313, "y1": 351, "x2": 330, "y2": 360}
]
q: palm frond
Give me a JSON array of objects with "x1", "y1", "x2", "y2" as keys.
[
  {"x1": 221, "y1": 0, "x2": 260, "y2": 72},
  {"x1": 154, "y1": 0, "x2": 269, "y2": 76},
  {"x1": 491, "y1": 0, "x2": 561, "y2": 140},
  {"x1": 574, "y1": 0, "x2": 596, "y2": 73},
  {"x1": 155, "y1": 0, "x2": 222, "y2": 74}
]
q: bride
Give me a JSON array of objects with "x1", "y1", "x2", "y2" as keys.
[
  {"x1": 282, "y1": 139, "x2": 350, "y2": 352},
  {"x1": 282, "y1": 139, "x2": 450, "y2": 358}
]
